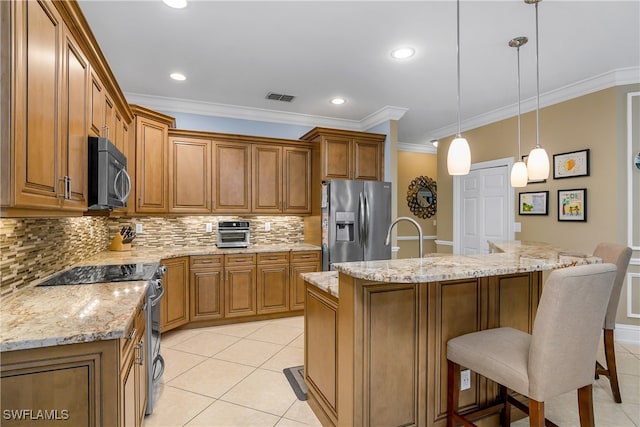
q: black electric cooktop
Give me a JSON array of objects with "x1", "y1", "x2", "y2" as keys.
[{"x1": 38, "y1": 263, "x2": 160, "y2": 286}]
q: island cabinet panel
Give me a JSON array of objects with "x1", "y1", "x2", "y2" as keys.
[
  {"x1": 190, "y1": 255, "x2": 224, "y2": 321},
  {"x1": 0, "y1": 339, "x2": 119, "y2": 427},
  {"x1": 305, "y1": 284, "x2": 338, "y2": 426},
  {"x1": 490, "y1": 272, "x2": 541, "y2": 333},
  {"x1": 169, "y1": 136, "x2": 212, "y2": 213},
  {"x1": 215, "y1": 141, "x2": 251, "y2": 213},
  {"x1": 160, "y1": 257, "x2": 190, "y2": 332}
]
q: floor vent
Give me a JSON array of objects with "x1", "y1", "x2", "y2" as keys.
[{"x1": 266, "y1": 92, "x2": 295, "y2": 102}]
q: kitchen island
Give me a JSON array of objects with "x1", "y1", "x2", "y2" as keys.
[{"x1": 302, "y1": 242, "x2": 600, "y2": 427}]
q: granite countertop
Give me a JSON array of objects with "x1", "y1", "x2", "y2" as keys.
[
  {"x1": 1, "y1": 243, "x2": 320, "y2": 353},
  {"x1": 302, "y1": 241, "x2": 600, "y2": 298},
  {"x1": 79, "y1": 243, "x2": 321, "y2": 266},
  {"x1": 1, "y1": 281, "x2": 147, "y2": 352}
]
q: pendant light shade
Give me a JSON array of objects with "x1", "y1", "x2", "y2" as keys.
[
  {"x1": 448, "y1": 137, "x2": 471, "y2": 175},
  {"x1": 527, "y1": 147, "x2": 550, "y2": 180},
  {"x1": 525, "y1": 0, "x2": 550, "y2": 181},
  {"x1": 509, "y1": 36, "x2": 528, "y2": 188},
  {"x1": 511, "y1": 161, "x2": 529, "y2": 187},
  {"x1": 447, "y1": 0, "x2": 471, "y2": 176}
]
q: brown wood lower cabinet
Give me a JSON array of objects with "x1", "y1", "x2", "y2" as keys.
[
  {"x1": 224, "y1": 254, "x2": 257, "y2": 318},
  {"x1": 257, "y1": 252, "x2": 290, "y2": 314},
  {"x1": 0, "y1": 300, "x2": 147, "y2": 427},
  {"x1": 305, "y1": 271, "x2": 541, "y2": 427},
  {"x1": 290, "y1": 250, "x2": 321, "y2": 311},
  {"x1": 160, "y1": 257, "x2": 190, "y2": 332},
  {"x1": 190, "y1": 255, "x2": 224, "y2": 321}
]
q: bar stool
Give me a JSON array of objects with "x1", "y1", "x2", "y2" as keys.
[
  {"x1": 447, "y1": 263, "x2": 617, "y2": 427},
  {"x1": 592, "y1": 243, "x2": 632, "y2": 403}
]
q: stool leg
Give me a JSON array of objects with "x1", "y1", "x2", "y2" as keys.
[
  {"x1": 529, "y1": 399, "x2": 545, "y2": 427},
  {"x1": 447, "y1": 360, "x2": 460, "y2": 427},
  {"x1": 577, "y1": 384, "x2": 595, "y2": 427},
  {"x1": 603, "y1": 329, "x2": 622, "y2": 403},
  {"x1": 499, "y1": 384, "x2": 511, "y2": 427}
]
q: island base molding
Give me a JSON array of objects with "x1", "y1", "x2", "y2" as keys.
[{"x1": 305, "y1": 271, "x2": 542, "y2": 427}]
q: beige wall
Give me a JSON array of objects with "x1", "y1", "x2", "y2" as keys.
[
  {"x1": 436, "y1": 84, "x2": 640, "y2": 327},
  {"x1": 396, "y1": 151, "x2": 437, "y2": 258}
]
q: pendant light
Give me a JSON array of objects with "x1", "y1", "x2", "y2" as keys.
[
  {"x1": 525, "y1": 0, "x2": 550, "y2": 181},
  {"x1": 509, "y1": 36, "x2": 529, "y2": 188},
  {"x1": 447, "y1": 0, "x2": 471, "y2": 176}
]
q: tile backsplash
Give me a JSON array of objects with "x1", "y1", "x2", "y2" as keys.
[
  {"x1": 108, "y1": 216, "x2": 304, "y2": 248},
  {"x1": 0, "y1": 217, "x2": 109, "y2": 294},
  {"x1": 1, "y1": 215, "x2": 304, "y2": 294}
]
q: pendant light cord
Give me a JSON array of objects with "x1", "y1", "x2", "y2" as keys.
[
  {"x1": 456, "y1": 0, "x2": 462, "y2": 138},
  {"x1": 517, "y1": 44, "x2": 522, "y2": 159},
  {"x1": 535, "y1": 1, "x2": 541, "y2": 149}
]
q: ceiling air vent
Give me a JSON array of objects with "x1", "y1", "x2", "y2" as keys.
[{"x1": 266, "y1": 92, "x2": 295, "y2": 102}]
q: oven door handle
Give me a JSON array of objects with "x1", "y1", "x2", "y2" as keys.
[
  {"x1": 150, "y1": 285, "x2": 165, "y2": 307},
  {"x1": 152, "y1": 354, "x2": 165, "y2": 382}
]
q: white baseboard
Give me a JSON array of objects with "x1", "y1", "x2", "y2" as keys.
[{"x1": 615, "y1": 323, "x2": 640, "y2": 344}]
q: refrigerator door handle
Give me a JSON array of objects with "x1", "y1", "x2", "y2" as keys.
[
  {"x1": 363, "y1": 193, "x2": 370, "y2": 248},
  {"x1": 359, "y1": 192, "x2": 365, "y2": 246}
]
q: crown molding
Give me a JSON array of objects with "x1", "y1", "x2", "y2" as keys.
[
  {"x1": 398, "y1": 141, "x2": 437, "y2": 154},
  {"x1": 428, "y1": 66, "x2": 640, "y2": 140},
  {"x1": 124, "y1": 92, "x2": 407, "y2": 132}
]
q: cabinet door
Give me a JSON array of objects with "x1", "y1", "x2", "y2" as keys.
[
  {"x1": 190, "y1": 268, "x2": 224, "y2": 321},
  {"x1": 252, "y1": 144, "x2": 282, "y2": 213},
  {"x1": 283, "y1": 147, "x2": 311, "y2": 214},
  {"x1": 104, "y1": 93, "x2": 116, "y2": 141},
  {"x1": 135, "y1": 335, "x2": 147, "y2": 427},
  {"x1": 290, "y1": 263, "x2": 319, "y2": 311},
  {"x1": 169, "y1": 136, "x2": 212, "y2": 213},
  {"x1": 352, "y1": 138, "x2": 384, "y2": 181},
  {"x1": 257, "y1": 264, "x2": 289, "y2": 314},
  {"x1": 89, "y1": 70, "x2": 104, "y2": 137},
  {"x1": 136, "y1": 117, "x2": 169, "y2": 213},
  {"x1": 225, "y1": 266, "x2": 257, "y2": 318},
  {"x1": 214, "y1": 142, "x2": 251, "y2": 213},
  {"x1": 322, "y1": 136, "x2": 351, "y2": 180},
  {"x1": 161, "y1": 257, "x2": 189, "y2": 332},
  {"x1": 60, "y1": 27, "x2": 89, "y2": 210},
  {"x1": 12, "y1": 0, "x2": 63, "y2": 208}
]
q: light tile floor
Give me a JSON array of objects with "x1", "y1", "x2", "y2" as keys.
[{"x1": 145, "y1": 316, "x2": 639, "y2": 426}]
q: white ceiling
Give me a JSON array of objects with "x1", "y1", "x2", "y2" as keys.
[{"x1": 78, "y1": 0, "x2": 640, "y2": 145}]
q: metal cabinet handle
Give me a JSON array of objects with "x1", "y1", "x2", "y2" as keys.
[
  {"x1": 126, "y1": 328, "x2": 137, "y2": 340},
  {"x1": 136, "y1": 340, "x2": 144, "y2": 366}
]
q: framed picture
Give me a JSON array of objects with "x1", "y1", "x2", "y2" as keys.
[
  {"x1": 519, "y1": 191, "x2": 549, "y2": 215},
  {"x1": 558, "y1": 189, "x2": 587, "y2": 221},
  {"x1": 553, "y1": 149, "x2": 590, "y2": 179},
  {"x1": 521, "y1": 155, "x2": 547, "y2": 184}
]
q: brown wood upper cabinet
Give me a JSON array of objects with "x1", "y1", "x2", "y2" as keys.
[
  {"x1": 215, "y1": 141, "x2": 251, "y2": 213},
  {"x1": 169, "y1": 134, "x2": 213, "y2": 213},
  {"x1": 132, "y1": 106, "x2": 175, "y2": 214},
  {"x1": 3, "y1": 0, "x2": 89, "y2": 212},
  {"x1": 300, "y1": 127, "x2": 386, "y2": 181},
  {"x1": 252, "y1": 145, "x2": 311, "y2": 214}
]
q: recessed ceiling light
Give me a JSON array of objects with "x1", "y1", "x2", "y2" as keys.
[
  {"x1": 330, "y1": 98, "x2": 346, "y2": 105},
  {"x1": 163, "y1": 0, "x2": 187, "y2": 9},
  {"x1": 391, "y1": 47, "x2": 415, "y2": 60},
  {"x1": 170, "y1": 72, "x2": 186, "y2": 81}
]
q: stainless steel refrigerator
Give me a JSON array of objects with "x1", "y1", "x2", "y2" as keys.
[{"x1": 321, "y1": 180, "x2": 392, "y2": 270}]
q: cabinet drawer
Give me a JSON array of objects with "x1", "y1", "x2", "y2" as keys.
[
  {"x1": 291, "y1": 250, "x2": 320, "y2": 263},
  {"x1": 257, "y1": 252, "x2": 290, "y2": 265},
  {"x1": 191, "y1": 255, "x2": 224, "y2": 268},
  {"x1": 225, "y1": 253, "x2": 256, "y2": 266},
  {"x1": 120, "y1": 302, "x2": 145, "y2": 360}
]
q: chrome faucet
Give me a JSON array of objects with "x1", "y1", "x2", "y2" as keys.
[{"x1": 384, "y1": 217, "x2": 424, "y2": 258}]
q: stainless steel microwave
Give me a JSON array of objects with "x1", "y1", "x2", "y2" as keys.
[{"x1": 88, "y1": 136, "x2": 131, "y2": 210}]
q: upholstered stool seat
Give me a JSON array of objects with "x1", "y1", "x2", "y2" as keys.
[{"x1": 447, "y1": 263, "x2": 618, "y2": 427}]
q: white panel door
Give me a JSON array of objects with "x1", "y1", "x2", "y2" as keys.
[{"x1": 460, "y1": 165, "x2": 510, "y2": 255}]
